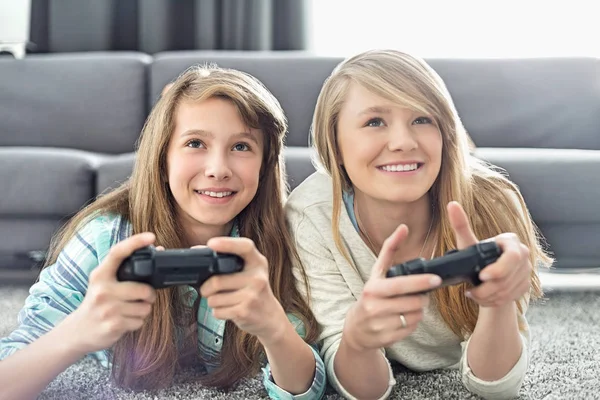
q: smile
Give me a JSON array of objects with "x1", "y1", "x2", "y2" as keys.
[
  {"x1": 194, "y1": 190, "x2": 235, "y2": 198},
  {"x1": 378, "y1": 163, "x2": 423, "y2": 172}
]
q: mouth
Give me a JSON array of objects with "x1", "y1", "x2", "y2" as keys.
[
  {"x1": 377, "y1": 162, "x2": 424, "y2": 172},
  {"x1": 193, "y1": 190, "x2": 237, "y2": 198}
]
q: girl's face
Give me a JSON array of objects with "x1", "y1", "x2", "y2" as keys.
[
  {"x1": 336, "y1": 82, "x2": 442, "y2": 204},
  {"x1": 166, "y1": 97, "x2": 263, "y2": 234}
]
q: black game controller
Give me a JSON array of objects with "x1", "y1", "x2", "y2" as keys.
[
  {"x1": 117, "y1": 246, "x2": 244, "y2": 289},
  {"x1": 386, "y1": 241, "x2": 502, "y2": 287}
]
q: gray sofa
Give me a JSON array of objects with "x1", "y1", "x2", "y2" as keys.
[{"x1": 1, "y1": 51, "x2": 599, "y2": 278}]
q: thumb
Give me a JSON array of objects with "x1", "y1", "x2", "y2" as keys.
[
  {"x1": 370, "y1": 224, "x2": 409, "y2": 280},
  {"x1": 93, "y1": 232, "x2": 156, "y2": 281},
  {"x1": 447, "y1": 201, "x2": 478, "y2": 249}
]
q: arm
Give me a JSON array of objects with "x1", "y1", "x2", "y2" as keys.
[
  {"x1": 200, "y1": 237, "x2": 326, "y2": 399},
  {"x1": 261, "y1": 315, "x2": 327, "y2": 399},
  {"x1": 289, "y1": 215, "x2": 395, "y2": 400},
  {"x1": 0, "y1": 315, "x2": 92, "y2": 400},
  {"x1": 0, "y1": 217, "x2": 114, "y2": 400},
  {"x1": 460, "y1": 300, "x2": 530, "y2": 400}
]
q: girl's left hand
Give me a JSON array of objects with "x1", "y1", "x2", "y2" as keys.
[
  {"x1": 199, "y1": 237, "x2": 287, "y2": 344},
  {"x1": 447, "y1": 201, "x2": 532, "y2": 308}
]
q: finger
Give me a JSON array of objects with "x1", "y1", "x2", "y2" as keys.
[
  {"x1": 370, "y1": 310, "x2": 424, "y2": 333},
  {"x1": 120, "y1": 301, "x2": 153, "y2": 318},
  {"x1": 381, "y1": 294, "x2": 430, "y2": 315},
  {"x1": 113, "y1": 282, "x2": 157, "y2": 303},
  {"x1": 190, "y1": 245, "x2": 208, "y2": 249},
  {"x1": 478, "y1": 238, "x2": 524, "y2": 282},
  {"x1": 156, "y1": 246, "x2": 165, "y2": 251},
  {"x1": 447, "y1": 201, "x2": 478, "y2": 249},
  {"x1": 211, "y1": 304, "x2": 250, "y2": 321},
  {"x1": 205, "y1": 289, "x2": 246, "y2": 309},
  {"x1": 200, "y1": 272, "x2": 251, "y2": 297},
  {"x1": 370, "y1": 225, "x2": 409, "y2": 279},
  {"x1": 480, "y1": 271, "x2": 531, "y2": 305},
  {"x1": 367, "y1": 274, "x2": 442, "y2": 298},
  {"x1": 93, "y1": 233, "x2": 156, "y2": 281},
  {"x1": 207, "y1": 237, "x2": 262, "y2": 270},
  {"x1": 122, "y1": 317, "x2": 147, "y2": 332},
  {"x1": 468, "y1": 281, "x2": 501, "y2": 302}
]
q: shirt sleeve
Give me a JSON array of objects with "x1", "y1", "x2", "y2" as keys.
[
  {"x1": 459, "y1": 299, "x2": 531, "y2": 400},
  {"x1": 0, "y1": 215, "x2": 118, "y2": 365},
  {"x1": 261, "y1": 315, "x2": 327, "y2": 400},
  {"x1": 287, "y1": 213, "x2": 395, "y2": 400}
]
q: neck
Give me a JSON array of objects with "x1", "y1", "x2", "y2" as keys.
[
  {"x1": 178, "y1": 212, "x2": 233, "y2": 247},
  {"x1": 354, "y1": 190, "x2": 434, "y2": 261}
]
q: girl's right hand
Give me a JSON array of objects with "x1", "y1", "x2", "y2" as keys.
[
  {"x1": 63, "y1": 232, "x2": 158, "y2": 355},
  {"x1": 342, "y1": 225, "x2": 442, "y2": 352}
]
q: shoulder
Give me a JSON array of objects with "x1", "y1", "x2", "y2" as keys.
[
  {"x1": 65, "y1": 213, "x2": 131, "y2": 265},
  {"x1": 285, "y1": 171, "x2": 335, "y2": 228}
]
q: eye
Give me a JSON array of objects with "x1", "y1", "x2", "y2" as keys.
[
  {"x1": 232, "y1": 142, "x2": 251, "y2": 151},
  {"x1": 413, "y1": 116, "x2": 433, "y2": 125},
  {"x1": 364, "y1": 117, "x2": 386, "y2": 128},
  {"x1": 185, "y1": 139, "x2": 205, "y2": 149}
]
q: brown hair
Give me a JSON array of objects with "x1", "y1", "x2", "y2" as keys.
[
  {"x1": 44, "y1": 65, "x2": 318, "y2": 389},
  {"x1": 311, "y1": 49, "x2": 552, "y2": 338}
]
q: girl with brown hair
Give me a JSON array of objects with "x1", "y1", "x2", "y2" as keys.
[
  {"x1": 286, "y1": 49, "x2": 552, "y2": 400},
  {"x1": 0, "y1": 65, "x2": 325, "y2": 400}
]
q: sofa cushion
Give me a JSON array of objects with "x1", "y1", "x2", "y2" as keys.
[
  {"x1": 0, "y1": 52, "x2": 150, "y2": 154},
  {"x1": 95, "y1": 153, "x2": 135, "y2": 195},
  {"x1": 149, "y1": 51, "x2": 342, "y2": 147},
  {"x1": 475, "y1": 147, "x2": 600, "y2": 269},
  {"x1": 0, "y1": 218, "x2": 66, "y2": 270},
  {"x1": 0, "y1": 147, "x2": 96, "y2": 216}
]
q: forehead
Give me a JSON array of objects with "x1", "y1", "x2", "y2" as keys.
[
  {"x1": 171, "y1": 98, "x2": 263, "y2": 142},
  {"x1": 340, "y1": 83, "x2": 395, "y2": 115}
]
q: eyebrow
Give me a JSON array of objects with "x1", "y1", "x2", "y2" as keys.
[
  {"x1": 180, "y1": 129, "x2": 259, "y2": 144},
  {"x1": 357, "y1": 106, "x2": 393, "y2": 116}
]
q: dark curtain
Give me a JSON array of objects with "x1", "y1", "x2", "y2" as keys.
[{"x1": 29, "y1": 0, "x2": 307, "y2": 53}]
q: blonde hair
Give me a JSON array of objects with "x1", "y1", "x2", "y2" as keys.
[
  {"x1": 311, "y1": 49, "x2": 552, "y2": 338},
  {"x1": 44, "y1": 65, "x2": 318, "y2": 389}
]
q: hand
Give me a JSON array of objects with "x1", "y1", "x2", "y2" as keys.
[
  {"x1": 64, "y1": 233, "x2": 157, "y2": 355},
  {"x1": 343, "y1": 225, "x2": 442, "y2": 353},
  {"x1": 199, "y1": 237, "x2": 287, "y2": 345},
  {"x1": 447, "y1": 201, "x2": 532, "y2": 308}
]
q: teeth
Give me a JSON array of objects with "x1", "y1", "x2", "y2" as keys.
[
  {"x1": 381, "y1": 163, "x2": 419, "y2": 172},
  {"x1": 197, "y1": 191, "x2": 233, "y2": 198}
]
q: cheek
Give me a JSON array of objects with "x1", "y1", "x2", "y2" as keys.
[{"x1": 238, "y1": 158, "x2": 262, "y2": 189}]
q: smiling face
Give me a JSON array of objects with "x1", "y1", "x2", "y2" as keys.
[
  {"x1": 166, "y1": 97, "x2": 264, "y2": 234},
  {"x1": 336, "y1": 82, "x2": 443, "y2": 205}
]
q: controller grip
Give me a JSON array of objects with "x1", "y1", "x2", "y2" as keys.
[
  {"x1": 216, "y1": 253, "x2": 244, "y2": 273},
  {"x1": 386, "y1": 258, "x2": 427, "y2": 278},
  {"x1": 117, "y1": 246, "x2": 155, "y2": 283}
]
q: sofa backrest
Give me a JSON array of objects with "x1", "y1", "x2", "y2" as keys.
[
  {"x1": 0, "y1": 52, "x2": 150, "y2": 154},
  {"x1": 149, "y1": 51, "x2": 342, "y2": 147},
  {"x1": 429, "y1": 57, "x2": 600, "y2": 150}
]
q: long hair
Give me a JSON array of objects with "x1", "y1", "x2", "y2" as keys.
[
  {"x1": 310, "y1": 49, "x2": 553, "y2": 338},
  {"x1": 44, "y1": 65, "x2": 318, "y2": 389}
]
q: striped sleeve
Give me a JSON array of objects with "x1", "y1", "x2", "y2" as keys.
[
  {"x1": 261, "y1": 315, "x2": 327, "y2": 400},
  {"x1": 0, "y1": 214, "x2": 124, "y2": 365}
]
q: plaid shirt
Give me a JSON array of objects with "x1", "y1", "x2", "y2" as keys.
[{"x1": 0, "y1": 213, "x2": 326, "y2": 399}]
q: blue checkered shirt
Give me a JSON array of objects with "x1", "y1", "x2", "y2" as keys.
[{"x1": 0, "y1": 213, "x2": 326, "y2": 399}]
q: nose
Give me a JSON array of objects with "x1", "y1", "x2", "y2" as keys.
[
  {"x1": 387, "y1": 124, "x2": 418, "y2": 152},
  {"x1": 204, "y1": 151, "x2": 232, "y2": 181}
]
